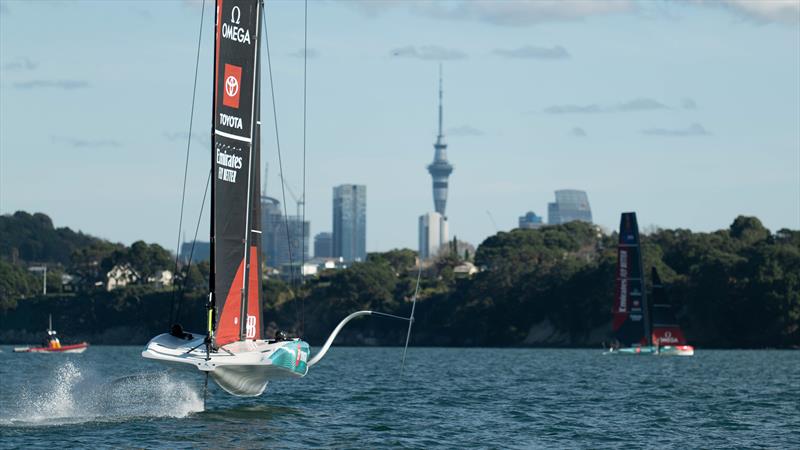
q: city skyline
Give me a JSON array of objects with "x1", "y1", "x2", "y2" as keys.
[
  {"x1": 333, "y1": 184, "x2": 367, "y2": 262},
  {"x1": 1, "y1": 1, "x2": 798, "y2": 253}
]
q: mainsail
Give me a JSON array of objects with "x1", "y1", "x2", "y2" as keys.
[
  {"x1": 211, "y1": 0, "x2": 263, "y2": 348},
  {"x1": 650, "y1": 267, "x2": 687, "y2": 346},
  {"x1": 612, "y1": 212, "x2": 650, "y2": 346}
]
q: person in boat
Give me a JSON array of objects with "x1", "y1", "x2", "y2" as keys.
[{"x1": 170, "y1": 323, "x2": 193, "y2": 340}]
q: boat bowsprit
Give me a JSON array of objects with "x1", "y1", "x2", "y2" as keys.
[{"x1": 142, "y1": 333, "x2": 308, "y2": 397}]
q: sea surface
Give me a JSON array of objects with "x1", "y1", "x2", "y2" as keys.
[{"x1": 0, "y1": 346, "x2": 797, "y2": 448}]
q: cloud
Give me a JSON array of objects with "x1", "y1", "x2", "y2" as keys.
[
  {"x1": 343, "y1": 0, "x2": 798, "y2": 26},
  {"x1": 390, "y1": 45, "x2": 467, "y2": 61},
  {"x1": 51, "y1": 136, "x2": 122, "y2": 148},
  {"x1": 712, "y1": 0, "x2": 800, "y2": 25},
  {"x1": 288, "y1": 48, "x2": 319, "y2": 59},
  {"x1": 346, "y1": 0, "x2": 635, "y2": 26},
  {"x1": 14, "y1": 80, "x2": 89, "y2": 90},
  {"x1": 681, "y1": 98, "x2": 697, "y2": 110},
  {"x1": 642, "y1": 123, "x2": 711, "y2": 137},
  {"x1": 163, "y1": 131, "x2": 210, "y2": 146},
  {"x1": 447, "y1": 125, "x2": 484, "y2": 136},
  {"x1": 570, "y1": 127, "x2": 587, "y2": 137},
  {"x1": 2, "y1": 57, "x2": 37, "y2": 71},
  {"x1": 492, "y1": 45, "x2": 570, "y2": 60},
  {"x1": 545, "y1": 104, "x2": 602, "y2": 114},
  {"x1": 616, "y1": 98, "x2": 669, "y2": 112},
  {"x1": 544, "y1": 97, "x2": 669, "y2": 114}
]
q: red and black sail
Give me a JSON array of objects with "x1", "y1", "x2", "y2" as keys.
[
  {"x1": 612, "y1": 212, "x2": 650, "y2": 346},
  {"x1": 211, "y1": 0, "x2": 263, "y2": 348},
  {"x1": 650, "y1": 267, "x2": 688, "y2": 346}
]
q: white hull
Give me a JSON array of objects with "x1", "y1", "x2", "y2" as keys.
[{"x1": 142, "y1": 333, "x2": 309, "y2": 397}]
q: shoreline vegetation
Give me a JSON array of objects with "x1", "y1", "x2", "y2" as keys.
[{"x1": 1, "y1": 211, "x2": 798, "y2": 348}]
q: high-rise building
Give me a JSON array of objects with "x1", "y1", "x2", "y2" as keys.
[
  {"x1": 419, "y1": 212, "x2": 449, "y2": 260},
  {"x1": 261, "y1": 195, "x2": 309, "y2": 267},
  {"x1": 314, "y1": 232, "x2": 333, "y2": 258},
  {"x1": 547, "y1": 190, "x2": 593, "y2": 225},
  {"x1": 518, "y1": 211, "x2": 544, "y2": 229},
  {"x1": 428, "y1": 68, "x2": 453, "y2": 217},
  {"x1": 333, "y1": 184, "x2": 367, "y2": 262},
  {"x1": 261, "y1": 195, "x2": 283, "y2": 267}
]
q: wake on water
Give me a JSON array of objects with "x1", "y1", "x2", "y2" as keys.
[{"x1": 0, "y1": 361, "x2": 204, "y2": 426}]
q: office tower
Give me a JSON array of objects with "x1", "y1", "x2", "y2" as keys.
[
  {"x1": 261, "y1": 195, "x2": 309, "y2": 267},
  {"x1": 314, "y1": 232, "x2": 333, "y2": 258},
  {"x1": 427, "y1": 69, "x2": 453, "y2": 217},
  {"x1": 333, "y1": 184, "x2": 367, "y2": 262},
  {"x1": 547, "y1": 190, "x2": 593, "y2": 225},
  {"x1": 419, "y1": 211, "x2": 449, "y2": 260},
  {"x1": 518, "y1": 211, "x2": 544, "y2": 229}
]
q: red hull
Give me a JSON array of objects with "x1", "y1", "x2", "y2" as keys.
[{"x1": 18, "y1": 342, "x2": 89, "y2": 353}]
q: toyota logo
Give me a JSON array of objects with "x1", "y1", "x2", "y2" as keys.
[
  {"x1": 225, "y1": 75, "x2": 239, "y2": 98},
  {"x1": 664, "y1": 331, "x2": 672, "y2": 338}
]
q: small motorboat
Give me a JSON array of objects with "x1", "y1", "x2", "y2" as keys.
[{"x1": 13, "y1": 314, "x2": 89, "y2": 354}]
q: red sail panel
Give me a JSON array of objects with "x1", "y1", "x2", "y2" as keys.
[
  {"x1": 652, "y1": 327, "x2": 687, "y2": 346},
  {"x1": 215, "y1": 257, "x2": 245, "y2": 347},
  {"x1": 245, "y1": 246, "x2": 262, "y2": 340}
]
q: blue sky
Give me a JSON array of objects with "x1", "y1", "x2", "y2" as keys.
[{"x1": 1, "y1": 0, "x2": 798, "y2": 253}]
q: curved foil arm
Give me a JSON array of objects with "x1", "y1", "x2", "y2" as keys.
[{"x1": 307, "y1": 310, "x2": 374, "y2": 367}]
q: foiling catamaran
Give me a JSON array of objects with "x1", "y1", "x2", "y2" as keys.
[
  {"x1": 607, "y1": 212, "x2": 694, "y2": 356},
  {"x1": 143, "y1": 0, "x2": 415, "y2": 397}
]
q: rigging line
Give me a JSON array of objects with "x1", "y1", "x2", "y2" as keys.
[
  {"x1": 261, "y1": 4, "x2": 299, "y2": 328},
  {"x1": 174, "y1": 169, "x2": 212, "y2": 325},
  {"x1": 400, "y1": 260, "x2": 422, "y2": 374},
  {"x1": 169, "y1": 0, "x2": 206, "y2": 328},
  {"x1": 301, "y1": 0, "x2": 308, "y2": 336}
]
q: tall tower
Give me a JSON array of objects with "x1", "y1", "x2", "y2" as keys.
[{"x1": 428, "y1": 66, "x2": 453, "y2": 216}]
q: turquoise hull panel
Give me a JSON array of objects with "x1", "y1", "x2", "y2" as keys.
[
  {"x1": 269, "y1": 340, "x2": 310, "y2": 376},
  {"x1": 607, "y1": 345, "x2": 694, "y2": 356}
]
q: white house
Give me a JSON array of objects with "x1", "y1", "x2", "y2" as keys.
[
  {"x1": 106, "y1": 264, "x2": 139, "y2": 291},
  {"x1": 148, "y1": 270, "x2": 174, "y2": 288}
]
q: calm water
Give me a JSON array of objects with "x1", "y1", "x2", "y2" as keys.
[{"x1": 0, "y1": 346, "x2": 797, "y2": 448}]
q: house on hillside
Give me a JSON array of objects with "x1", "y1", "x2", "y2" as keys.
[
  {"x1": 106, "y1": 264, "x2": 139, "y2": 291},
  {"x1": 148, "y1": 270, "x2": 174, "y2": 288},
  {"x1": 454, "y1": 261, "x2": 479, "y2": 278}
]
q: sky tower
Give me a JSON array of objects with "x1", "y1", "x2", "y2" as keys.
[{"x1": 428, "y1": 67, "x2": 453, "y2": 217}]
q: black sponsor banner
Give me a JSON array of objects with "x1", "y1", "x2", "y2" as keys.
[
  {"x1": 213, "y1": 0, "x2": 261, "y2": 347},
  {"x1": 613, "y1": 213, "x2": 647, "y2": 346},
  {"x1": 215, "y1": 0, "x2": 259, "y2": 139}
]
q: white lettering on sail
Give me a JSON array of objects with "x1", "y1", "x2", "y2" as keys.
[
  {"x1": 618, "y1": 249, "x2": 628, "y2": 312},
  {"x1": 219, "y1": 113, "x2": 243, "y2": 129},
  {"x1": 231, "y1": 6, "x2": 241, "y2": 24},
  {"x1": 222, "y1": 22, "x2": 251, "y2": 44},
  {"x1": 218, "y1": 167, "x2": 237, "y2": 183},
  {"x1": 245, "y1": 315, "x2": 257, "y2": 338},
  {"x1": 216, "y1": 149, "x2": 243, "y2": 169},
  {"x1": 658, "y1": 330, "x2": 679, "y2": 344}
]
